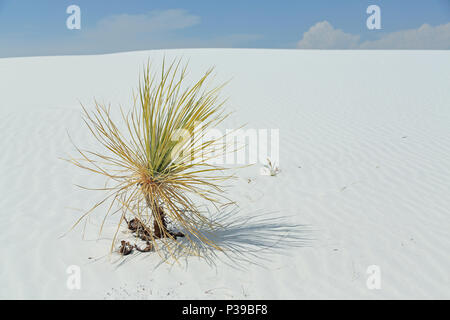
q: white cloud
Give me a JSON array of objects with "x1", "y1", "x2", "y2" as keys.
[
  {"x1": 297, "y1": 21, "x2": 360, "y2": 49},
  {"x1": 82, "y1": 11, "x2": 262, "y2": 50},
  {"x1": 297, "y1": 21, "x2": 450, "y2": 49},
  {"x1": 0, "y1": 9, "x2": 263, "y2": 57},
  {"x1": 0, "y1": 9, "x2": 202, "y2": 57},
  {"x1": 360, "y1": 23, "x2": 450, "y2": 49},
  {"x1": 76, "y1": 9, "x2": 201, "y2": 52},
  {"x1": 89, "y1": 9, "x2": 200, "y2": 37}
]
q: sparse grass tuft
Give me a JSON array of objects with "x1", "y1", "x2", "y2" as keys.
[{"x1": 261, "y1": 158, "x2": 280, "y2": 176}]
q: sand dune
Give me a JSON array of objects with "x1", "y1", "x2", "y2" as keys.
[{"x1": 0, "y1": 49, "x2": 449, "y2": 299}]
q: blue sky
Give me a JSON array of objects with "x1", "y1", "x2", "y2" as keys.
[{"x1": 0, "y1": 0, "x2": 449, "y2": 57}]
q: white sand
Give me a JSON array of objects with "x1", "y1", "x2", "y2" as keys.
[{"x1": 0, "y1": 49, "x2": 449, "y2": 299}]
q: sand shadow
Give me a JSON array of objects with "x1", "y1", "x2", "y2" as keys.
[{"x1": 149, "y1": 204, "x2": 315, "y2": 270}]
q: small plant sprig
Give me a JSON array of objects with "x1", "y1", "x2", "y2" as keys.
[{"x1": 261, "y1": 158, "x2": 280, "y2": 176}]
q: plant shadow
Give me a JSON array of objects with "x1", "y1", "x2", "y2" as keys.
[{"x1": 151, "y1": 204, "x2": 316, "y2": 270}]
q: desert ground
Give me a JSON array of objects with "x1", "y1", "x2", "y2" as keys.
[{"x1": 0, "y1": 49, "x2": 449, "y2": 299}]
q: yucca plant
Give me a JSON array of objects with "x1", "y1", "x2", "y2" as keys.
[{"x1": 67, "y1": 59, "x2": 236, "y2": 261}]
